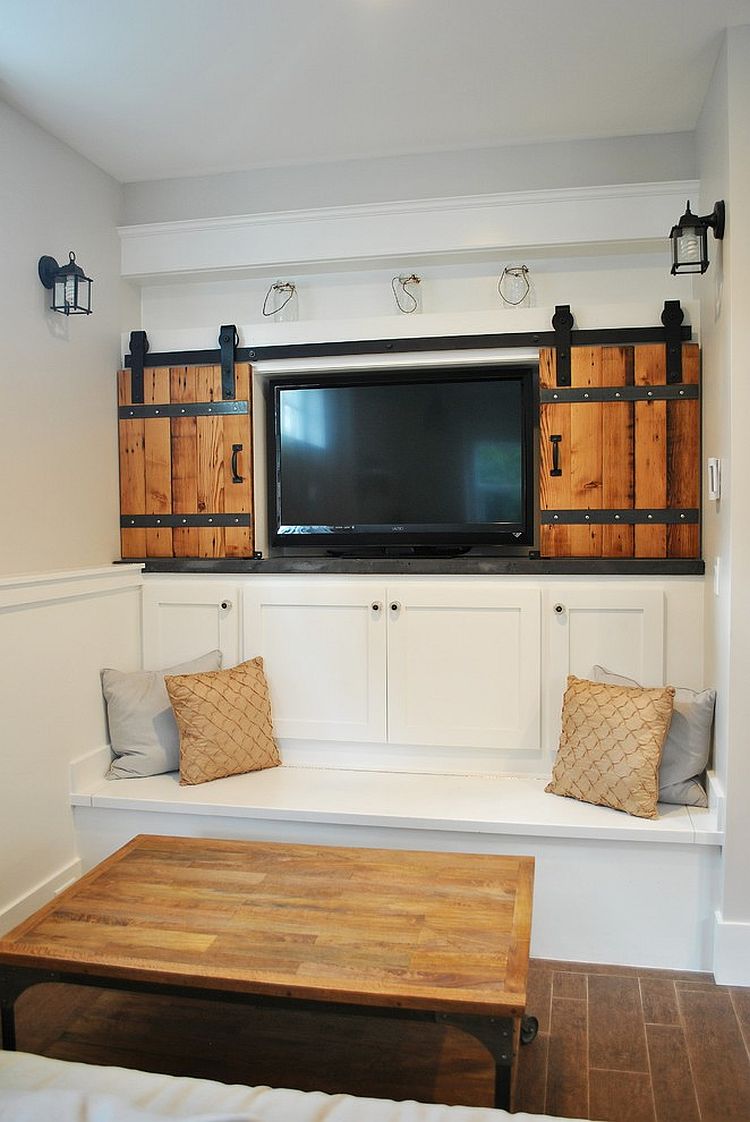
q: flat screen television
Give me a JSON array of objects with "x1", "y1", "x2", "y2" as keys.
[{"x1": 266, "y1": 365, "x2": 535, "y2": 554}]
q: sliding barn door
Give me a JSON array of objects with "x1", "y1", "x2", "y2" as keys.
[
  {"x1": 118, "y1": 363, "x2": 253, "y2": 559},
  {"x1": 539, "y1": 343, "x2": 700, "y2": 558}
]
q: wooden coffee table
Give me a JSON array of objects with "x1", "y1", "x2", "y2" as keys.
[{"x1": 0, "y1": 835, "x2": 535, "y2": 1108}]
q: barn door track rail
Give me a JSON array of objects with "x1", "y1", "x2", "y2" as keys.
[{"x1": 123, "y1": 304, "x2": 692, "y2": 383}]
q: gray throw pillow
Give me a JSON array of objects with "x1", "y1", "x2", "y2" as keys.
[
  {"x1": 102, "y1": 651, "x2": 222, "y2": 779},
  {"x1": 591, "y1": 665, "x2": 715, "y2": 806}
]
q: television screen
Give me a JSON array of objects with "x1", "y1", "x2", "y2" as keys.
[{"x1": 267, "y1": 366, "x2": 534, "y2": 553}]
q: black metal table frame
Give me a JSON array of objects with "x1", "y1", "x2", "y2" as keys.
[{"x1": 0, "y1": 964, "x2": 538, "y2": 1109}]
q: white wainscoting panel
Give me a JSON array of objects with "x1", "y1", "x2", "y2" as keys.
[
  {"x1": 142, "y1": 580, "x2": 240, "y2": 669},
  {"x1": 0, "y1": 566, "x2": 142, "y2": 934}
]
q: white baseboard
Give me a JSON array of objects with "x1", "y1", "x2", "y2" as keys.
[
  {"x1": 0, "y1": 858, "x2": 82, "y2": 935},
  {"x1": 712, "y1": 910, "x2": 750, "y2": 984}
]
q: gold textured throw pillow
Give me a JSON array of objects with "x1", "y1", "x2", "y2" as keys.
[
  {"x1": 165, "y1": 657, "x2": 281, "y2": 786},
  {"x1": 545, "y1": 675, "x2": 675, "y2": 819}
]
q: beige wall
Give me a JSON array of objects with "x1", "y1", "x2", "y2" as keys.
[{"x1": 0, "y1": 99, "x2": 137, "y2": 576}]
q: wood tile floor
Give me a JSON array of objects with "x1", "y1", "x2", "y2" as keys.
[{"x1": 8, "y1": 959, "x2": 750, "y2": 1121}]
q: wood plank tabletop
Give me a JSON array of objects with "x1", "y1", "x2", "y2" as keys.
[{"x1": 0, "y1": 835, "x2": 534, "y2": 1016}]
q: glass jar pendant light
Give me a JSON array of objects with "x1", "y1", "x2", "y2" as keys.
[
  {"x1": 262, "y1": 281, "x2": 298, "y2": 322},
  {"x1": 498, "y1": 265, "x2": 532, "y2": 309}
]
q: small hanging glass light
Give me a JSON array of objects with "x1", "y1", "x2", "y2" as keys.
[
  {"x1": 38, "y1": 251, "x2": 93, "y2": 315},
  {"x1": 391, "y1": 274, "x2": 422, "y2": 314},
  {"x1": 498, "y1": 265, "x2": 532, "y2": 309},
  {"x1": 669, "y1": 200, "x2": 725, "y2": 275},
  {"x1": 262, "y1": 281, "x2": 298, "y2": 322}
]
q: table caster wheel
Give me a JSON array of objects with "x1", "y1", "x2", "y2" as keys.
[{"x1": 520, "y1": 1015, "x2": 539, "y2": 1044}]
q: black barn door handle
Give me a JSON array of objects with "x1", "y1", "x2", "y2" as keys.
[
  {"x1": 231, "y1": 443, "x2": 244, "y2": 483},
  {"x1": 550, "y1": 434, "x2": 563, "y2": 477}
]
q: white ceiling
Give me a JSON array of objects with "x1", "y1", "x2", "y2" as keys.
[{"x1": 1, "y1": 0, "x2": 749, "y2": 184}]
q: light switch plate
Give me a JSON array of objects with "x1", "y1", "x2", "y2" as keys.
[{"x1": 708, "y1": 457, "x2": 721, "y2": 501}]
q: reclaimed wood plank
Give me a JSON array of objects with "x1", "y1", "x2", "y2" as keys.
[
  {"x1": 143, "y1": 368, "x2": 172, "y2": 557},
  {"x1": 118, "y1": 367, "x2": 146, "y2": 559},
  {"x1": 634, "y1": 345, "x2": 668, "y2": 557},
  {"x1": 568, "y1": 347, "x2": 603, "y2": 557},
  {"x1": 170, "y1": 366, "x2": 200, "y2": 557},
  {"x1": 192, "y1": 365, "x2": 226, "y2": 556},
  {"x1": 601, "y1": 346, "x2": 635, "y2": 557},
  {"x1": 667, "y1": 344, "x2": 700, "y2": 558}
]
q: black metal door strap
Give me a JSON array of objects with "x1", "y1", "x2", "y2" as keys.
[
  {"x1": 541, "y1": 384, "x2": 699, "y2": 403},
  {"x1": 551, "y1": 304, "x2": 574, "y2": 387},
  {"x1": 542, "y1": 509, "x2": 699, "y2": 525},
  {"x1": 662, "y1": 300, "x2": 685, "y2": 384},
  {"x1": 121, "y1": 514, "x2": 252, "y2": 529},
  {"x1": 118, "y1": 401, "x2": 249, "y2": 419},
  {"x1": 124, "y1": 303, "x2": 691, "y2": 371},
  {"x1": 219, "y1": 324, "x2": 239, "y2": 400},
  {"x1": 128, "y1": 330, "x2": 149, "y2": 404}
]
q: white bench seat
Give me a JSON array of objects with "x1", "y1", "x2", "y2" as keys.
[
  {"x1": 71, "y1": 763, "x2": 721, "y2": 846},
  {"x1": 70, "y1": 755, "x2": 723, "y2": 972}
]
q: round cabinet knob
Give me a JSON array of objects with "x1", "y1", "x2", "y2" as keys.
[
  {"x1": 220, "y1": 600, "x2": 232, "y2": 611},
  {"x1": 390, "y1": 601, "x2": 401, "y2": 612},
  {"x1": 553, "y1": 602, "x2": 566, "y2": 615},
  {"x1": 371, "y1": 602, "x2": 382, "y2": 612}
]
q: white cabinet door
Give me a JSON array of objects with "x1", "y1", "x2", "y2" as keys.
[
  {"x1": 142, "y1": 580, "x2": 240, "y2": 669},
  {"x1": 243, "y1": 581, "x2": 387, "y2": 742},
  {"x1": 543, "y1": 586, "x2": 665, "y2": 757},
  {"x1": 386, "y1": 583, "x2": 541, "y2": 750}
]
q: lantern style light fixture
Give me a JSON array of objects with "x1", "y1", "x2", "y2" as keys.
[
  {"x1": 37, "y1": 251, "x2": 93, "y2": 315},
  {"x1": 669, "y1": 200, "x2": 725, "y2": 275}
]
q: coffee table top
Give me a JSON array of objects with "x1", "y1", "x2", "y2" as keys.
[{"x1": 0, "y1": 835, "x2": 534, "y2": 1016}]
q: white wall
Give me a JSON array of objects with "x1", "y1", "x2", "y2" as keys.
[
  {"x1": 696, "y1": 25, "x2": 750, "y2": 984},
  {"x1": 0, "y1": 99, "x2": 137, "y2": 576},
  {"x1": 139, "y1": 255, "x2": 692, "y2": 339},
  {"x1": 122, "y1": 131, "x2": 696, "y2": 224}
]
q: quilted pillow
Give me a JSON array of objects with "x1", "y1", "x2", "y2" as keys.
[
  {"x1": 546, "y1": 675, "x2": 675, "y2": 819},
  {"x1": 165, "y1": 657, "x2": 281, "y2": 785},
  {"x1": 592, "y1": 665, "x2": 715, "y2": 807},
  {"x1": 103, "y1": 650, "x2": 222, "y2": 779}
]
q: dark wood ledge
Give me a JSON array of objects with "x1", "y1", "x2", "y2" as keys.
[{"x1": 128, "y1": 557, "x2": 705, "y2": 576}]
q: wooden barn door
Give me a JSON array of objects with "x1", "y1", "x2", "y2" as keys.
[
  {"x1": 539, "y1": 343, "x2": 700, "y2": 558},
  {"x1": 118, "y1": 363, "x2": 253, "y2": 559}
]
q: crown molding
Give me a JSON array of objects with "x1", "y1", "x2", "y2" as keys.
[{"x1": 118, "y1": 180, "x2": 699, "y2": 283}]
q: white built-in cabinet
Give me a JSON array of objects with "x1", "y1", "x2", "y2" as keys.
[
  {"x1": 142, "y1": 581, "x2": 241, "y2": 669},
  {"x1": 242, "y1": 582, "x2": 541, "y2": 751},
  {"x1": 243, "y1": 582, "x2": 387, "y2": 743},
  {"x1": 141, "y1": 574, "x2": 699, "y2": 773}
]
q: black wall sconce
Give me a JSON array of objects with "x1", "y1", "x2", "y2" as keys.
[
  {"x1": 37, "y1": 251, "x2": 93, "y2": 315},
  {"x1": 669, "y1": 200, "x2": 725, "y2": 275}
]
